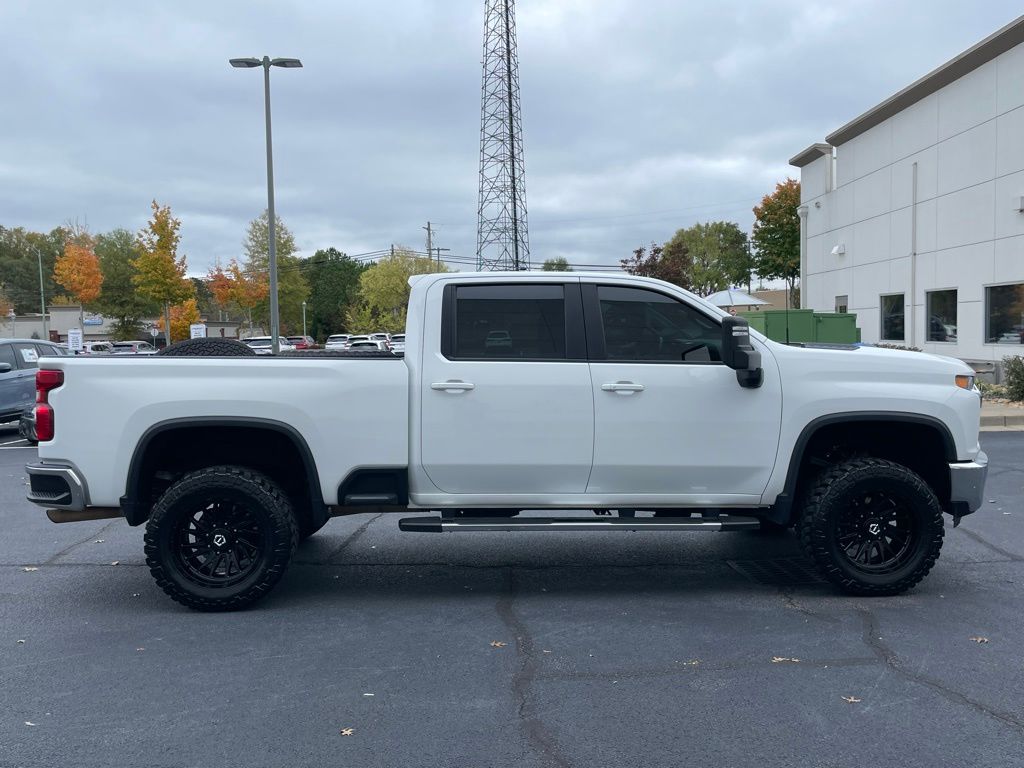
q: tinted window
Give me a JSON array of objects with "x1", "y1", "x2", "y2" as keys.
[
  {"x1": 881, "y1": 294, "x2": 904, "y2": 341},
  {"x1": 597, "y1": 286, "x2": 721, "y2": 362},
  {"x1": 36, "y1": 343, "x2": 66, "y2": 358},
  {"x1": 985, "y1": 284, "x2": 1024, "y2": 344},
  {"x1": 0, "y1": 345, "x2": 16, "y2": 369},
  {"x1": 12, "y1": 342, "x2": 39, "y2": 368},
  {"x1": 927, "y1": 290, "x2": 957, "y2": 342},
  {"x1": 454, "y1": 284, "x2": 566, "y2": 359}
]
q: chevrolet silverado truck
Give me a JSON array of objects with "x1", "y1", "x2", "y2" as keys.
[{"x1": 25, "y1": 272, "x2": 987, "y2": 610}]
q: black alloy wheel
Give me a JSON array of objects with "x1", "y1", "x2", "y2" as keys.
[
  {"x1": 145, "y1": 466, "x2": 298, "y2": 611},
  {"x1": 799, "y1": 457, "x2": 944, "y2": 595},
  {"x1": 834, "y1": 490, "x2": 916, "y2": 574},
  {"x1": 173, "y1": 498, "x2": 265, "y2": 588}
]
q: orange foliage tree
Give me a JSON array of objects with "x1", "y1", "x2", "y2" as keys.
[
  {"x1": 208, "y1": 259, "x2": 269, "y2": 335},
  {"x1": 133, "y1": 201, "x2": 192, "y2": 345},
  {"x1": 54, "y1": 236, "x2": 104, "y2": 328},
  {"x1": 157, "y1": 298, "x2": 201, "y2": 342}
]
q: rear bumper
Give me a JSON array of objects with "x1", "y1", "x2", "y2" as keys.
[
  {"x1": 25, "y1": 463, "x2": 87, "y2": 511},
  {"x1": 949, "y1": 451, "x2": 988, "y2": 517}
]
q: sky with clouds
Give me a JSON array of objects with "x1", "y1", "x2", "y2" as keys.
[{"x1": 1, "y1": 1, "x2": 1021, "y2": 274}]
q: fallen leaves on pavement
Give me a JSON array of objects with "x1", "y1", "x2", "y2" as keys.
[
  {"x1": 841, "y1": 696, "x2": 862, "y2": 704},
  {"x1": 339, "y1": 728, "x2": 354, "y2": 736},
  {"x1": 771, "y1": 656, "x2": 800, "y2": 663},
  {"x1": 22, "y1": 567, "x2": 38, "y2": 572},
  {"x1": 490, "y1": 641, "x2": 507, "y2": 648},
  {"x1": 970, "y1": 636, "x2": 989, "y2": 644}
]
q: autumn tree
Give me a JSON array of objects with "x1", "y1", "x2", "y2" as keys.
[
  {"x1": 95, "y1": 229, "x2": 159, "y2": 340},
  {"x1": 620, "y1": 242, "x2": 693, "y2": 291},
  {"x1": 133, "y1": 201, "x2": 192, "y2": 345},
  {"x1": 752, "y1": 178, "x2": 801, "y2": 307},
  {"x1": 157, "y1": 298, "x2": 201, "y2": 343},
  {"x1": 208, "y1": 259, "x2": 269, "y2": 334},
  {"x1": 54, "y1": 232, "x2": 103, "y2": 329},
  {"x1": 346, "y1": 248, "x2": 448, "y2": 333},
  {"x1": 243, "y1": 210, "x2": 309, "y2": 334},
  {"x1": 663, "y1": 221, "x2": 752, "y2": 297},
  {"x1": 541, "y1": 257, "x2": 572, "y2": 272}
]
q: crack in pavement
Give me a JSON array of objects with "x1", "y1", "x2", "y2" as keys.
[
  {"x1": 42, "y1": 519, "x2": 121, "y2": 565},
  {"x1": 495, "y1": 568, "x2": 573, "y2": 768},
  {"x1": 857, "y1": 606, "x2": 1024, "y2": 733},
  {"x1": 955, "y1": 527, "x2": 1024, "y2": 562},
  {"x1": 778, "y1": 587, "x2": 841, "y2": 625},
  {"x1": 319, "y1": 513, "x2": 383, "y2": 565},
  {"x1": 537, "y1": 655, "x2": 878, "y2": 682}
]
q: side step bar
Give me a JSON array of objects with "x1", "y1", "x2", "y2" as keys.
[{"x1": 398, "y1": 516, "x2": 762, "y2": 533}]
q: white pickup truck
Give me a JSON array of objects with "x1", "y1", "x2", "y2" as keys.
[{"x1": 26, "y1": 272, "x2": 987, "y2": 610}]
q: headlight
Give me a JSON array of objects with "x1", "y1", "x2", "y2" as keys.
[{"x1": 955, "y1": 374, "x2": 975, "y2": 390}]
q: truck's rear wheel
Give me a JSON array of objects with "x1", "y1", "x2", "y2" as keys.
[
  {"x1": 799, "y1": 457, "x2": 944, "y2": 596},
  {"x1": 144, "y1": 465, "x2": 298, "y2": 611}
]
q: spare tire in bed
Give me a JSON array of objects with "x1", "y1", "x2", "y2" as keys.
[{"x1": 156, "y1": 338, "x2": 256, "y2": 356}]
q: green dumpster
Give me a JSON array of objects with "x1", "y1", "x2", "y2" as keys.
[
  {"x1": 739, "y1": 309, "x2": 861, "y2": 344},
  {"x1": 813, "y1": 312, "x2": 860, "y2": 344}
]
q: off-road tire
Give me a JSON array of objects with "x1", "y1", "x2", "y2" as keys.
[
  {"x1": 799, "y1": 457, "x2": 944, "y2": 596},
  {"x1": 144, "y1": 465, "x2": 298, "y2": 611},
  {"x1": 157, "y1": 338, "x2": 256, "y2": 356}
]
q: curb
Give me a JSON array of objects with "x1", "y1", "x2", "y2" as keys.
[{"x1": 980, "y1": 413, "x2": 1024, "y2": 429}]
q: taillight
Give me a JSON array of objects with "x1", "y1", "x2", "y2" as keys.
[{"x1": 34, "y1": 369, "x2": 63, "y2": 442}]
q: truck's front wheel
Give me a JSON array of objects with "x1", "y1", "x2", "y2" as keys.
[
  {"x1": 799, "y1": 458, "x2": 944, "y2": 596},
  {"x1": 144, "y1": 466, "x2": 298, "y2": 611}
]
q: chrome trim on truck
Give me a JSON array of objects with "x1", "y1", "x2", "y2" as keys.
[
  {"x1": 25, "y1": 463, "x2": 87, "y2": 511},
  {"x1": 949, "y1": 451, "x2": 988, "y2": 515}
]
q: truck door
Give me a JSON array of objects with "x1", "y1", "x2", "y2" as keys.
[
  {"x1": 418, "y1": 280, "x2": 594, "y2": 495},
  {"x1": 583, "y1": 283, "x2": 782, "y2": 502}
]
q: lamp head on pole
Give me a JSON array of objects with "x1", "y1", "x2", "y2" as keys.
[
  {"x1": 271, "y1": 58, "x2": 303, "y2": 68},
  {"x1": 229, "y1": 57, "x2": 261, "y2": 68}
]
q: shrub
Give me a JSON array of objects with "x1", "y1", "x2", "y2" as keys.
[
  {"x1": 1003, "y1": 356, "x2": 1024, "y2": 401},
  {"x1": 977, "y1": 380, "x2": 1008, "y2": 399}
]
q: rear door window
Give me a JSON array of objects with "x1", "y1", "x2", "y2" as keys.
[
  {"x1": 0, "y1": 345, "x2": 16, "y2": 370},
  {"x1": 450, "y1": 284, "x2": 567, "y2": 360}
]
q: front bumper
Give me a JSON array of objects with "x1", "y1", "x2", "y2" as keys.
[
  {"x1": 25, "y1": 463, "x2": 87, "y2": 511},
  {"x1": 949, "y1": 451, "x2": 988, "y2": 517}
]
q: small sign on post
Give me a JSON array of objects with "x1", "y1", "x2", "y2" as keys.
[
  {"x1": 149, "y1": 327, "x2": 159, "y2": 338},
  {"x1": 189, "y1": 324, "x2": 207, "y2": 339},
  {"x1": 67, "y1": 328, "x2": 84, "y2": 352}
]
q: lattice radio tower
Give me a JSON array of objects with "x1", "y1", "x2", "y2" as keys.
[{"x1": 476, "y1": 0, "x2": 530, "y2": 271}]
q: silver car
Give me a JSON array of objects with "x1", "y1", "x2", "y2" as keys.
[{"x1": 0, "y1": 339, "x2": 68, "y2": 423}]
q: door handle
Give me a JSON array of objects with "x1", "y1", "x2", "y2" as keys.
[
  {"x1": 601, "y1": 381, "x2": 645, "y2": 393},
  {"x1": 431, "y1": 380, "x2": 475, "y2": 392}
]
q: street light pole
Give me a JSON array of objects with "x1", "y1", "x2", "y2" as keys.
[
  {"x1": 230, "y1": 55, "x2": 303, "y2": 354},
  {"x1": 302, "y1": 300, "x2": 307, "y2": 339},
  {"x1": 36, "y1": 248, "x2": 48, "y2": 340}
]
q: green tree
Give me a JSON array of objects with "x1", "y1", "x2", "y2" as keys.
[
  {"x1": 0, "y1": 226, "x2": 65, "y2": 317},
  {"x1": 346, "y1": 248, "x2": 448, "y2": 333},
  {"x1": 752, "y1": 178, "x2": 801, "y2": 307},
  {"x1": 620, "y1": 242, "x2": 693, "y2": 291},
  {"x1": 663, "y1": 221, "x2": 752, "y2": 297},
  {"x1": 541, "y1": 257, "x2": 572, "y2": 272},
  {"x1": 304, "y1": 248, "x2": 366, "y2": 340},
  {"x1": 133, "y1": 200, "x2": 193, "y2": 345},
  {"x1": 243, "y1": 210, "x2": 309, "y2": 334},
  {"x1": 95, "y1": 229, "x2": 159, "y2": 340}
]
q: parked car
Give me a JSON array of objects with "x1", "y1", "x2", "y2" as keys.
[
  {"x1": 325, "y1": 334, "x2": 351, "y2": 349},
  {"x1": 80, "y1": 341, "x2": 114, "y2": 355},
  {"x1": 369, "y1": 332, "x2": 391, "y2": 344},
  {"x1": 0, "y1": 339, "x2": 68, "y2": 424},
  {"x1": 242, "y1": 336, "x2": 296, "y2": 355},
  {"x1": 111, "y1": 340, "x2": 158, "y2": 355},
  {"x1": 389, "y1": 334, "x2": 406, "y2": 354},
  {"x1": 25, "y1": 272, "x2": 987, "y2": 611},
  {"x1": 344, "y1": 335, "x2": 371, "y2": 349},
  {"x1": 287, "y1": 335, "x2": 317, "y2": 350},
  {"x1": 347, "y1": 340, "x2": 389, "y2": 351}
]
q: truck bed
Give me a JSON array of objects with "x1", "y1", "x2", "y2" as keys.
[{"x1": 37, "y1": 355, "x2": 410, "y2": 507}]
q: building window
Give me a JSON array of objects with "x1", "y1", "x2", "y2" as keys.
[
  {"x1": 835, "y1": 295, "x2": 848, "y2": 314},
  {"x1": 926, "y1": 290, "x2": 957, "y2": 342},
  {"x1": 985, "y1": 283, "x2": 1024, "y2": 345},
  {"x1": 880, "y1": 294, "x2": 904, "y2": 341}
]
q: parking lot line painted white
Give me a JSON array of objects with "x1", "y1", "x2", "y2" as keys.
[
  {"x1": 0, "y1": 444, "x2": 32, "y2": 450},
  {"x1": 0, "y1": 438, "x2": 28, "y2": 446}
]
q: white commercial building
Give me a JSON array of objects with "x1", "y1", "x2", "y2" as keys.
[{"x1": 791, "y1": 16, "x2": 1024, "y2": 368}]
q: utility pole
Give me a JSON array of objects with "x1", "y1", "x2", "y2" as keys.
[
  {"x1": 432, "y1": 247, "x2": 451, "y2": 270},
  {"x1": 36, "y1": 248, "x2": 48, "y2": 340},
  {"x1": 423, "y1": 222, "x2": 433, "y2": 265}
]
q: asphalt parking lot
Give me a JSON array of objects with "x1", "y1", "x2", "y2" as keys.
[{"x1": 1, "y1": 429, "x2": 1023, "y2": 768}]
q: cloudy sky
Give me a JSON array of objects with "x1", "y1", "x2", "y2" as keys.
[{"x1": 1, "y1": 1, "x2": 1021, "y2": 274}]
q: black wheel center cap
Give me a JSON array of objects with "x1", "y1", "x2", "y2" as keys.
[{"x1": 211, "y1": 530, "x2": 230, "y2": 549}]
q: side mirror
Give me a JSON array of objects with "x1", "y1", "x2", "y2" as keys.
[
  {"x1": 721, "y1": 316, "x2": 763, "y2": 389},
  {"x1": 0, "y1": 363, "x2": 11, "y2": 374}
]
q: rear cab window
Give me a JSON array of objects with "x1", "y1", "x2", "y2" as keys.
[{"x1": 443, "y1": 283, "x2": 585, "y2": 360}]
